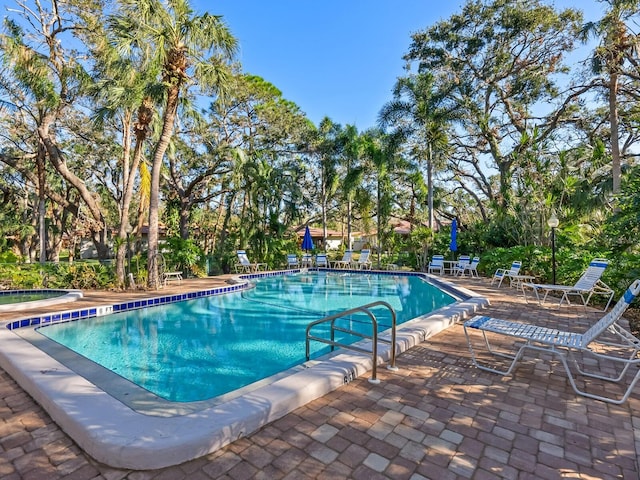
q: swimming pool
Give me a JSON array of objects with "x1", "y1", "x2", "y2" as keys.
[
  {"x1": 0, "y1": 269, "x2": 488, "y2": 469},
  {"x1": 36, "y1": 271, "x2": 455, "y2": 402},
  {"x1": 0, "y1": 291, "x2": 62, "y2": 304},
  {"x1": 0, "y1": 289, "x2": 82, "y2": 313}
]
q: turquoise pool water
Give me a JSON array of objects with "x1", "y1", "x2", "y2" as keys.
[{"x1": 37, "y1": 271, "x2": 455, "y2": 402}]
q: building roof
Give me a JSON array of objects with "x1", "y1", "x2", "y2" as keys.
[{"x1": 295, "y1": 226, "x2": 342, "y2": 238}]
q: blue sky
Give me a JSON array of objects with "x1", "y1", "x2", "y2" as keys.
[
  {"x1": 0, "y1": 1, "x2": 604, "y2": 130},
  {"x1": 202, "y1": 0, "x2": 605, "y2": 130}
]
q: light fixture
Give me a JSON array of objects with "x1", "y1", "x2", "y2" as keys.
[{"x1": 547, "y1": 211, "x2": 559, "y2": 285}]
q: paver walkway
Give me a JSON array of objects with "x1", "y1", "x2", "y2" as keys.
[{"x1": 0, "y1": 276, "x2": 639, "y2": 479}]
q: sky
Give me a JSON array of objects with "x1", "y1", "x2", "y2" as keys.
[
  {"x1": 0, "y1": 0, "x2": 605, "y2": 130},
  {"x1": 198, "y1": 0, "x2": 606, "y2": 130}
]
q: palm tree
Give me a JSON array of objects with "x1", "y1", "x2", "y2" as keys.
[
  {"x1": 90, "y1": 24, "x2": 159, "y2": 287},
  {"x1": 339, "y1": 125, "x2": 364, "y2": 251},
  {"x1": 314, "y1": 117, "x2": 342, "y2": 250},
  {"x1": 360, "y1": 129, "x2": 395, "y2": 268},
  {"x1": 580, "y1": 0, "x2": 640, "y2": 196},
  {"x1": 108, "y1": 0, "x2": 236, "y2": 287},
  {"x1": 378, "y1": 73, "x2": 454, "y2": 229}
]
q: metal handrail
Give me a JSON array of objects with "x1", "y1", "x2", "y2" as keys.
[{"x1": 305, "y1": 301, "x2": 397, "y2": 384}]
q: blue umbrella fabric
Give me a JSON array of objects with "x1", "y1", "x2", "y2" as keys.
[
  {"x1": 450, "y1": 218, "x2": 458, "y2": 253},
  {"x1": 302, "y1": 225, "x2": 314, "y2": 252}
]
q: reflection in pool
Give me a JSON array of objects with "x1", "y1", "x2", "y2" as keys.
[{"x1": 38, "y1": 271, "x2": 455, "y2": 402}]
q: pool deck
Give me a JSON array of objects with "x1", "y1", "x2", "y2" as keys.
[{"x1": 1, "y1": 274, "x2": 639, "y2": 478}]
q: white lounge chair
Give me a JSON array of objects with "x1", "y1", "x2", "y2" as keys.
[
  {"x1": 463, "y1": 279, "x2": 640, "y2": 404},
  {"x1": 461, "y1": 256, "x2": 480, "y2": 277},
  {"x1": 235, "y1": 250, "x2": 267, "y2": 273},
  {"x1": 428, "y1": 255, "x2": 445, "y2": 275},
  {"x1": 352, "y1": 249, "x2": 372, "y2": 270},
  {"x1": 522, "y1": 258, "x2": 614, "y2": 310},
  {"x1": 301, "y1": 253, "x2": 313, "y2": 268},
  {"x1": 452, "y1": 255, "x2": 471, "y2": 276},
  {"x1": 491, "y1": 261, "x2": 522, "y2": 287},
  {"x1": 331, "y1": 250, "x2": 352, "y2": 269},
  {"x1": 286, "y1": 254, "x2": 300, "y2": 268},
  {"x1": 315, "y1": 253, "x2": 329, "y2": 268}
]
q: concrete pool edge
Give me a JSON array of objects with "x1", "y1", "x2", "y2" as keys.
[
  {"x1": 0, "y1": 276, "x2": 488, "y2": 470},
  {"x1": 0, "y1": 289, "x2": 83, "y2": 313}
]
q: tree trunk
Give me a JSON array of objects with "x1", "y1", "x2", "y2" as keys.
[
  {"x1": 347, "y1": 198, "x2": 352, "y2": 251},
  {"x1": 216, "y1": 191, "x2": 237, "y2": 273},
  {"x1": 37, "y1": 118, "x2": 109, "y2": 259},
  {"x1": 210, "y1": 191, "x2": 227, "y2": 253},
  {"x1": 148, "y1": 86, "x2": 180, "y2": 288},
  {"x1": 321, "y1": 164, "x2": 328, "y2": 251},
  {"x1": 115, "y1": 111, "x2": 133, "y2": 288},
  {"x1": 376, "y1": 177, "x2": 381, "y2": 268},
  {"x1": 116, "y1": 103, "x2": 150, "y2": 288},
  {"x1": 37, "y1": 142, "x2": 46, "y2": 264},
  {"x1": 427, "y1": 144, "x2": 434, "y2": 230},
  {"x1": 180, "y1": 197, "x2": 190, "y2": 240},
  {"x1": 610, "y1": 72, "x2": 621, "y2": 196}
]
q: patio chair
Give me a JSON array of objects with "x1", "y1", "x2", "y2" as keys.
[
  {"x1": 461, "y1": 256, "x2": 480, "y2": 277},
  {"x1": 235, "y1": 250, "x2": 267, "y2": 273},
  {"x1": 428, "y1": 255, "x2": 445, "y2": 275},
  {"x1": 522, "y1": 258, "x2": 614, "y2": 310},
  {"x1": 315, "y1": 253, "x2": 329, "y2": 268},
  {"x1": 153, "y1": 251, "x2": 183, "y2": 286},
  {"x1": 331, "y1": 250, "x2": 353, "y2": 269},
  {"x1": 491, "y1": 261, "x2": 522, "y2": 287},
  {"x1": 286, "y1": 254, "x2": 300, "y2": 268},
  {"x1": 452, "y1": 255, "x2": 471, "y2": 276},
  {"x1": 301, "y1": 253, "x2": 314, "y2": 268},
  {"x1": 463, "y1": 279, "x2": 640, "y2": 404},
  {"x1": 351, "y1": 249, "x2": 372, "y2": 270}
]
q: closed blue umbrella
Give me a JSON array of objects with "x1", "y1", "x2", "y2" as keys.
[
  {"x1": 302, "y1": 225, "x2": 314, "y2": 252},
  {"x1": 450, "y1": 218, "x2": 458, "y2": 253}
]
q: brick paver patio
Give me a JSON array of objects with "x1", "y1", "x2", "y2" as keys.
[{"x1": 0, "y1": 276, "x2": 639, "y2": 479}]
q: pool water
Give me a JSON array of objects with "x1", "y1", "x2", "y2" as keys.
[
  {"x1": 37, "y1": 271, "x2": 454, "y2": 402},
  {"x1": 0, "y1": 291, "x2": 65, "y2": 305}
]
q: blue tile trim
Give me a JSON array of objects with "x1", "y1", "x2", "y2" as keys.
[
  {"x1": 0, "y1": 289, "x2": 69, "y2": 297},
  {"x1": 4, "y1": 279, "x2": 254, "y2": 331},
  {"x1": 4, "y1": 270, "x2": 458, "y2": 332}
]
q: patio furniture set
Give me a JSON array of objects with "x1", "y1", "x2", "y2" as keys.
[{"x1": 235, "y1": 249, "x2": 374, "y2": 273}]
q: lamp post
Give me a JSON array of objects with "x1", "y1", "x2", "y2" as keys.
[{"x1": 547, "y1": 211, "x2": 559, "y2": 285}]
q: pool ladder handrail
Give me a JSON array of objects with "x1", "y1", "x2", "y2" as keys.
[{"x1": 305, "y1": 300, "x2": 398, "y2": 384}]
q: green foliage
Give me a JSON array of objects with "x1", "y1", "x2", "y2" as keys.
[
  {"x1": 405, "y1": 0, "x2": 584, "y2": 214},
  {"x1": 480, "y1": 244, "x2": 640, "y2": 307},
  {"x1": 478, "y1": 212, "x2": 536, "y2": 249},
  {"x1": 0, "y1": 262, "x2": 116, "y2": 289},
  {"x1": 0, "y1": 264, "x2": 46, "y2": 288},
  {"x1": 0, "y1": 251, "x2": 20, "y2": 263},
  {"x1": 403, "y1": 226, "x2": 434, "y2": 270},
  {"x1": 163, "y1": 237, "x2": 204, "y2": 277},
  {"x1": 63, "y1": 263, "x2": 116, "y2": 289},
  {"x1": 604, "y1": 252, "x2": 640, "y2": 295},
  {"x1": 476, "y1": 245, "x2": 543, "y2": 277},
  {"x1": 604, "y1": 166, "x2": 640, "y2": 253}
]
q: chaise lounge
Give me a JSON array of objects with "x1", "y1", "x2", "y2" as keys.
[{"x1": 464, "y1": 279, "x2": 640, "y2": 404}]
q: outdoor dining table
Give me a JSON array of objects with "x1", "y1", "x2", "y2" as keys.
[
  {"x1": 509, "y1": 274, "x2": 537, "y2": 290},
  {"x1": 443, "y1": 260, "x2": 458, "y2": 275}
]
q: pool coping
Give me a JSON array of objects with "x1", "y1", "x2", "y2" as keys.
[
  {"x1": 0, "y1": 289, "x2": 83, "y2": 313},
  {"x1": 0, "y1": 269, "x2": 489, "y2": 470}
]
